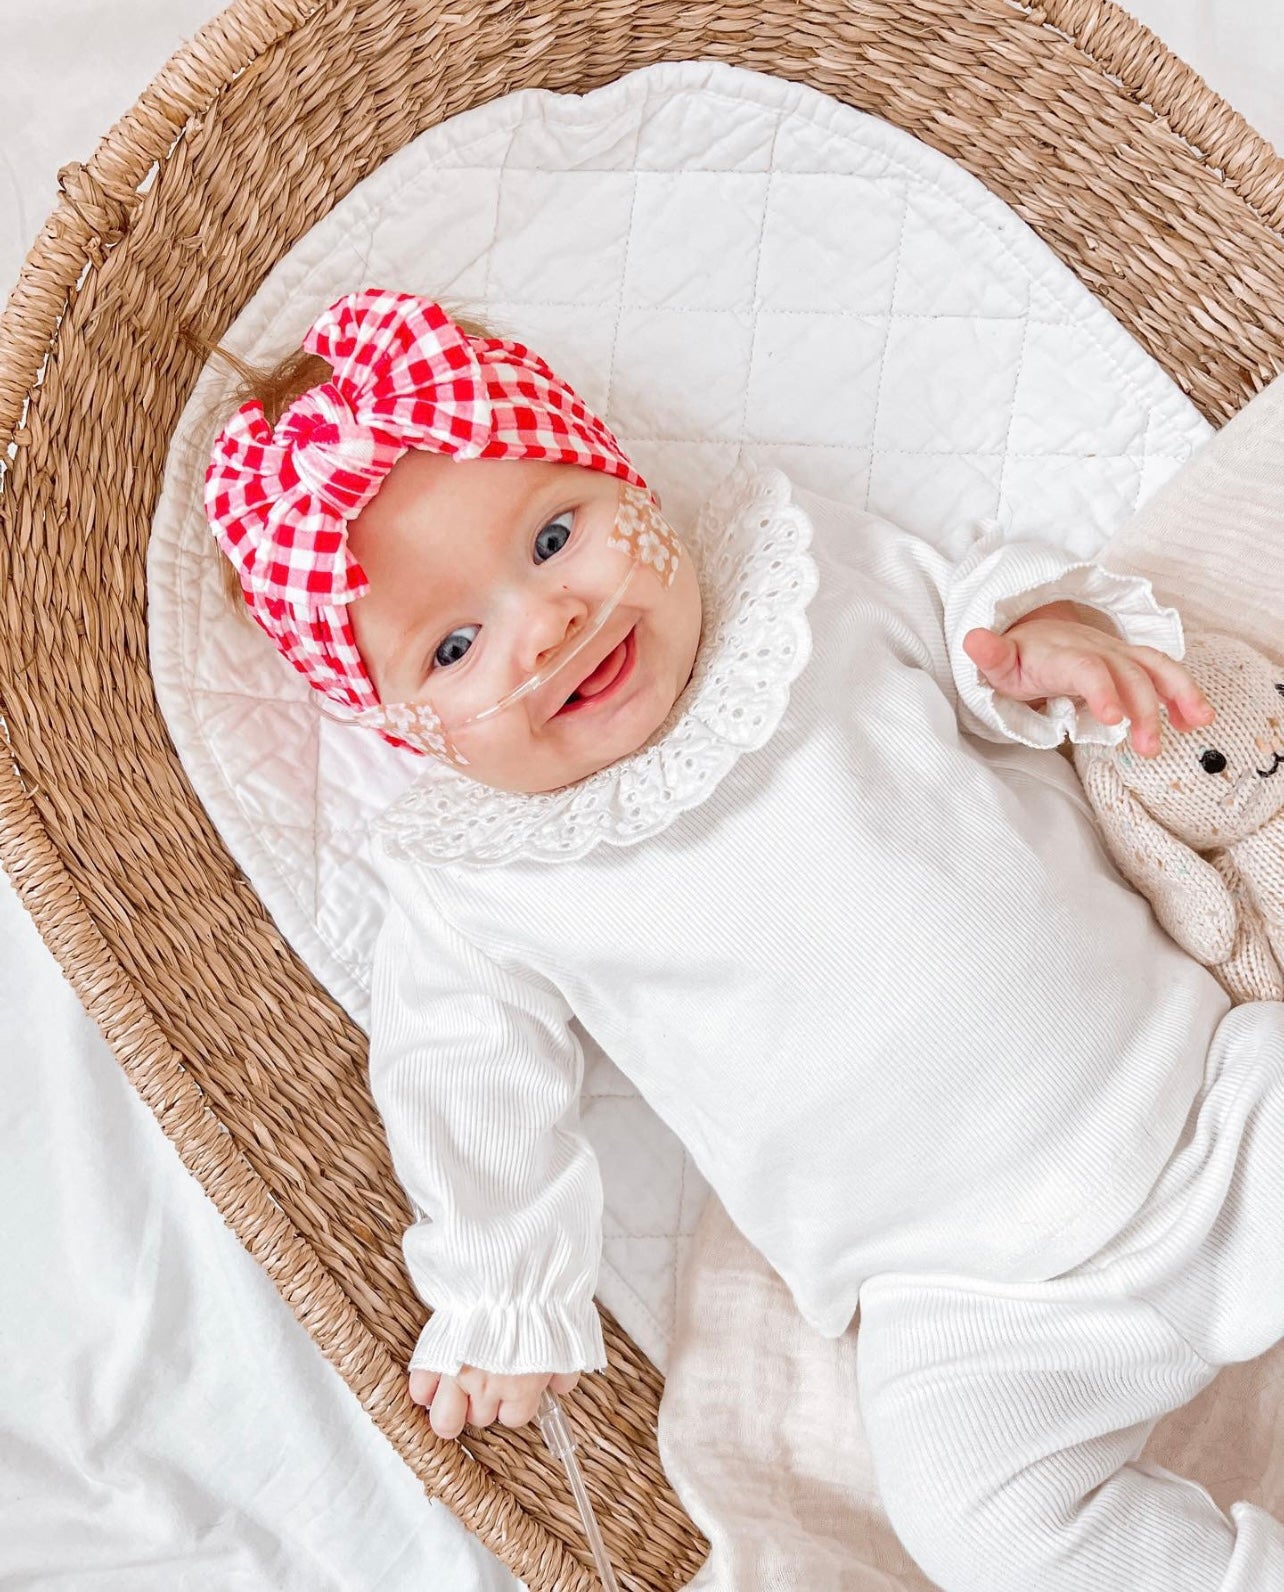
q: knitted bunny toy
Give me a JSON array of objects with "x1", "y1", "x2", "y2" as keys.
[{"x1": 1071, "y1": 631, "x2": 1284, "y2": 1004}]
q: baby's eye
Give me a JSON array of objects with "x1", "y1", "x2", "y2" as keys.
[
  {"x1": 534, "y1": 510, "x2": 574, "y2": 563},
  {"x1": 433, "y1": 625, "x2": 479, "y2": 669},
  {"x1": 427, "y1": 510, "x2": 574, "y2": 674}
]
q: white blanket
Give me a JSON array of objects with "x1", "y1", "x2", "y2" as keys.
[
  {"x1": 0, "y1": 861, "x2": 516, "y2": 1591},
  {"x1": 656, "y1": 372, "x2": 1284, "y2": 1589}
]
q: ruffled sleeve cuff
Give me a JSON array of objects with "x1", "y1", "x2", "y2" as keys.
[
  {"x1": 943, "y1": 523, "x2": 1186, "y2": 749},
  {"x1": 407, "y1": 1292, "x2": 609, "y2": 1379}
]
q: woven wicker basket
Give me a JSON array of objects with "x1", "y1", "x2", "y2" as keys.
[{"x1": 2, "y1": 2, "x2": 1283, "y2": 1586}]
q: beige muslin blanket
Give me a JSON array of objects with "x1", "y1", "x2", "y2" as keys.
[{"x1": 657, "y1": 372, "x2": 1284, "y2": 1590}]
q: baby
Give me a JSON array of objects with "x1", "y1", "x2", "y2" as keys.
[{"x1": 206, "y1": 289, "x2": 1284, "y2": 1591}]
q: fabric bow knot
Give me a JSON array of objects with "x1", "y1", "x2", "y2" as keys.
[{"x1": 208, "y1": 292, "x2": 494, "y2": 607}]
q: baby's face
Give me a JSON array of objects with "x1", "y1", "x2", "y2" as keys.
[{"x1": 345, "y1": 452, "x2": 703, "y2": 793}]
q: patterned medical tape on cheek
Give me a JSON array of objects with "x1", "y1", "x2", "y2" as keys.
[
  {"x1": 608, "y1": 483, "x2": 683, "y2": 589},
  {"x1": 359, "y1": 696, "x2": 472, "y2": 767}
]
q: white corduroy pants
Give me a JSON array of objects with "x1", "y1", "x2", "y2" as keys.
[{"x1": 856, "y1": 999, "x2": 1284, "y2": 1592}]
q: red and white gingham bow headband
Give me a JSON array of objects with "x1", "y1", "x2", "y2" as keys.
[{"x1": 204, "y1": 288, "x2": 648, "y2": 744}]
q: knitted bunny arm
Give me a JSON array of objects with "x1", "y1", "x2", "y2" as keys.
[
  {"x1": 1076, "y1": 746, "x2": 1238, "y2": 966},
  {"x1": 1229, "y1": 811, "x2": 1284, "y2": 974},
  {"x1": 1206, "y1": 847, "x2": 1284, "y2": 1003}
]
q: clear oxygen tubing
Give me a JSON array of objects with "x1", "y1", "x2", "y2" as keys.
[
  {"x1": 456, "y1": 557, "x2": 638, "y2": 728},
  {"x1": 536, "y1": 1389, "x2": 622, "y2": 1592},
  {"x1": 313, "y1": 556, "x2": 640, "y2": 763}
]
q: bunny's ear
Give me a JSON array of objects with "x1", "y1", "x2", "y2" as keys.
[{"x1": 1076, "y1": 752, "x2": 1238, "y2": 966}]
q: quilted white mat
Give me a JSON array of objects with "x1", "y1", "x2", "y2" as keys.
[{"x1": 148, "y1": 58, "x2": 1211, "y2": 1374}]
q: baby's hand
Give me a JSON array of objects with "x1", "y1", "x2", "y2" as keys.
[
  {"x1": 962, "y1": 600, "x2": 1215, "y2": 758},
  {"x1": 409, "y1": 1364, "x2": 581, "y2": 1439}
]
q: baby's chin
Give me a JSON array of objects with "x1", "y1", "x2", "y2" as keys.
[{"x1": 469, "y1": 732, "x2": 657, "y2": 795}]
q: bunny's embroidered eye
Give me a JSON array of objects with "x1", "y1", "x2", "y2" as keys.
[{"x1": 1198, "y1": 749, "x2": 1227, "y2": 774}]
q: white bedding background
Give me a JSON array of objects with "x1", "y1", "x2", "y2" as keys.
[{"x1": 2, "y1": 7, "x2": 1281, "y2": 1591}]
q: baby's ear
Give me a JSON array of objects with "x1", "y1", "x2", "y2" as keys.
[{"x1": 1076, "y1": 750, "x2": 1238, "y2": 966}]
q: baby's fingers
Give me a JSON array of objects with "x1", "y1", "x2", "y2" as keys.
[
  {"x1": 1066, "y1": 653, "x2": 1127, "y2": 730},
  {"x1": 961, "y1": 626, "x2": 1020, "y2": 688},
  {"x1": 1065, "y1": 652, "x2": 1157, "y2": 754},
  {"x1": 1133, "y1": 647, "x2": 1215, "y2": 733},
  {"x1": 426, "y1": 1375, "x2": 469, "y2": 1440},
  {"x1": 1107, "y1": 656, "x2": 1166, "y2": 756},
  {"x1": 409, "y1": 1368, "x2": 440, "y2": 1407},
  {"x1": 408, "y1": 1368, "x2": 470, "y2": 1439},
  {"x1": 496, "y1": 1371, "x2": 579, "y2": 1427},
  {"x1": 1107, "y1": 649, "x2": 1216, "y2": 753}
]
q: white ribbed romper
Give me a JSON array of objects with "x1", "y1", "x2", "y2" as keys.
[{"x1": 368, "y1": 465, "x2": 1284, "y2": 1591}]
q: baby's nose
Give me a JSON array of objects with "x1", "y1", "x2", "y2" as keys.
[{"x1": 527, "y1": 594, "x2": 590, "y2": 671}]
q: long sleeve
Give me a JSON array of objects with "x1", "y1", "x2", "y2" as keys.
[
  {"x1": 366, "y1": 846, "x2": 608, "y2": 1378},
  {"x1": 795, "y1": 486, "x2": 1186, "y2": 752},
  {"x1": 941, "y1": 520, "x2": 1187, "y2": 749}
]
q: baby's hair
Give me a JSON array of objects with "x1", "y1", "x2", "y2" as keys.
[{"x1": 181, "y1": 304, "x2": 496, "y2": 620}]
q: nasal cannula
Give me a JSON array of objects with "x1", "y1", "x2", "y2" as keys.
[{"x1": 536, "y1": 1390, "x2": 622, "y2": 1591}]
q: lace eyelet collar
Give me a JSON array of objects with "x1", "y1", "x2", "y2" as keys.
[{"x1": 373, "y1": 464, "x2": 818, "y2": 867}]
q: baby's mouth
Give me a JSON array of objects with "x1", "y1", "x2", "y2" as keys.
[{"x1": 554, "y1": 627, "x2": 636, "y2": 716}]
